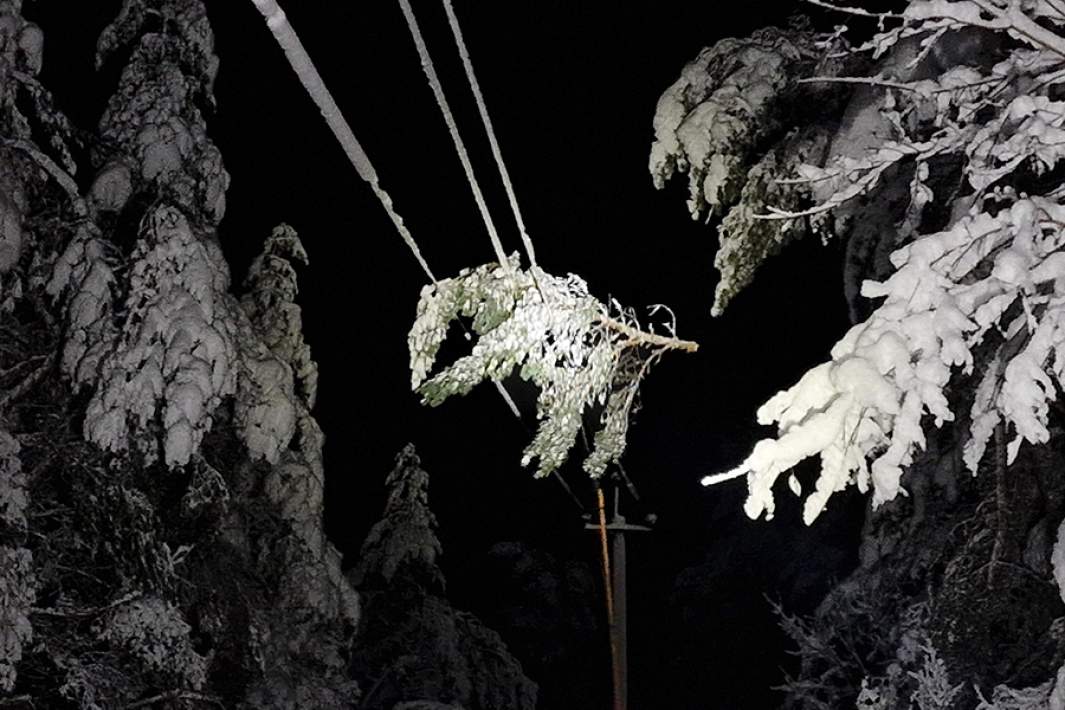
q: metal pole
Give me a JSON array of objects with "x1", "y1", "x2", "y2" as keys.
[
  {"x1": 586, "y1": 483, "x2": 650, "y2": 710},
  {"x1": 611, "y1": 517, "x2": 628, "y2": 710}
]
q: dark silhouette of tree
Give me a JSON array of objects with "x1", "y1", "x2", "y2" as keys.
[{"x1": 350, "y1": 445, "x2": 537, "y2": 710}]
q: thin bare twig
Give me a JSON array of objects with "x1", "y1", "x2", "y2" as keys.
[
  {"x1": 798, "y1": 75, "x2": 920, "y2": 92},
  {"x1": 597, "y1": 315, "x2": 699, "y2": 353},
  {"x1": 31, "y1": 590, "x2": 142, "y2": 619},
  {"x1": 3, "y1": 139, "x2": 85, "y2": 215},
  {"x1": 0, "y1": 353, "x2": 54, "y2": 414},
  {"x1": 123, "y1": 690, "x2": 223, "y2": 709}
]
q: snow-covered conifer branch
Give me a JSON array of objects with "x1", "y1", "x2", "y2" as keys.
[
  {"x1": 681, "y1": 3, "x2": 1065, "y2": 523},
  {"x1": 649, "y1": 25, "x2": 856, "y2": 315},
  {"x1": 409, "y1": 257, "x2": 695, "y2": 478}
]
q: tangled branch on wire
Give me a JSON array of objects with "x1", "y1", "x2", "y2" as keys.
[{"x1": 409, "y1": 256, "x2": 696, "y2": 478}]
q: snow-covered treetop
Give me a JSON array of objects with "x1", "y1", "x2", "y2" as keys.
[
  {"x1": 241, "y1": 223, "x2": 318, "y2": 409},
  {"x1": 349, "y1": 444, "x2": 444, "y2": 592},
  {"x1": 670, "y1": 1, "x2": 1065, "y2": 522}
]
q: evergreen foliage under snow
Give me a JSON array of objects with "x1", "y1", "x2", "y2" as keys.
[
  {"x1": 409, "y1": 256, "x2": 692, "y2": 479},
  {"x1": 669, "y1": 2, "x2": 1065, "y2": 525},
  {"x1": 350, "y1": 444, "x2": 444, "y2": 592},
  {"x1": 350, "y1": 445, "x2": 537, "y2": 710},
  {"x1": 0, "y1": 0, "x2": 360, "y2": 704}
]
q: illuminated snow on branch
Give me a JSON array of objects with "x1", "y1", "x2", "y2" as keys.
[
  {"x1": 0, "y1": 428, "x2": 32, "y2": 693},
  {"x1": 687, "y1": 3, "x2": 1065, "y2": 523},
  {"x1": 83, "y1": 206, "x2": 239, "y2": 467},
  {"x1": 409, "y1": 256, "x2": 696, "y2": 478}
]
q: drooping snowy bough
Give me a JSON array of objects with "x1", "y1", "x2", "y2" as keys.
[
  {"x1": 653, "y1": 2, "x2": 1065, "y2": 526},
  {"x1": 409, "y1": 256, "x2": 697, "y2": 479}
]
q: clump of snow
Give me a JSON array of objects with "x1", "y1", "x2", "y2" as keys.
[
  {"x1": 47, "y1": 224, "x2": 119, "y2": 385},
  {"x1": 0, "y1": 545, "x2": 34, "y2": 693},
  {"x1": 649, "y1": 27, "x2": 820, "y2": 220},
  {"x1": 976, "y1": 677, "x2": 1056, "y2": 709},
  {"x1": 0, "y1": 426, "x2": 25, "y2": 529},
  {"x1": 96, "y1": 596, "x2": 207, "y2": 690},
  {"x1": 235, "y1": 351, "x2": 298, "y2": 465},
  {"x1": 97, "y1": 0, "x2": 228, "y2": 225},
  {"x1": 84, "y1": 206, "x2": 239, "y2": 467},
  {"x1": 88, "y1": 159, "x2": 134, "y2": 214}
]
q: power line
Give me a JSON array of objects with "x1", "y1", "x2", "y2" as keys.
[
  {"x1": 249, "y1": 0, "x2": 437, "y2": 284},
  {"x1": 396, "y1": 0, "x2": 511, "y2": 272},
  {"x1": 440, "y1": 0, "x2": 541, "y2": 276}
]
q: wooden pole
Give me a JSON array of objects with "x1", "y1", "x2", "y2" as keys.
[
  {"x1": 595, "y1": 486, "x2": 622, "y2": 710},
  {"x1": 587, "y1": 482, "x2": 650, "y2": 710}
]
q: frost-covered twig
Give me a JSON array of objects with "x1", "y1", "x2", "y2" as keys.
[
  {"x1": 798, "y1": 74, "x2": 1000, "y2": 94},
  {"x1": 3, "y1": 138, "x2": 84, "y2": 214},
  {"x1": 797, "y1": 75, "x2": 926, "y2": 92},
  {"x1": 802, "y1": 0, "x2": 905, "y2": 20},
  {"x1": 122, "y1": 690, "x2": 223, "y2": 709}
]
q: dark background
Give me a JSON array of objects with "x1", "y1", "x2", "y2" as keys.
[{"x1": 33, "y1": 2, "x2": 873, "y2": 707}]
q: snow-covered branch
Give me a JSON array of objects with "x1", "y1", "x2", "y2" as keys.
[
  {"x1": 409, "y1": 257, "x2": 694, "y2": 478},
  {"x1": 666, "y1": 2, "x2": 1065, "y2": 523}
]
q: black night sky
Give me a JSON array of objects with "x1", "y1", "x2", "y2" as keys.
[{"x1": 34, "y1": 2, "x2": 872, "y2": 707}]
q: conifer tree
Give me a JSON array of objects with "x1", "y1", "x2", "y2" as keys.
[
  {"x1": 0, "y1": 1, "x2": 357, "y2": 705},
  {"x1": 350, "y1": 445, "x2": 537, "y2": 710}
]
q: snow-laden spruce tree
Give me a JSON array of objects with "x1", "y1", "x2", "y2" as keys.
[
  {"x1": 0, "y1": 0, "x2": 362, "y2": 705},
  {"x1": 652, "y1": 1, "x2": 1065, "y2": 706},
  {"x1": 349, "y1": 445, "x2": 537, "y2": 710}
]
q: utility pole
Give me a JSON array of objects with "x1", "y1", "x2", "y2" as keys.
[{"x1": 586, "y1": 479, "x2": 650, "y2": 710}]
